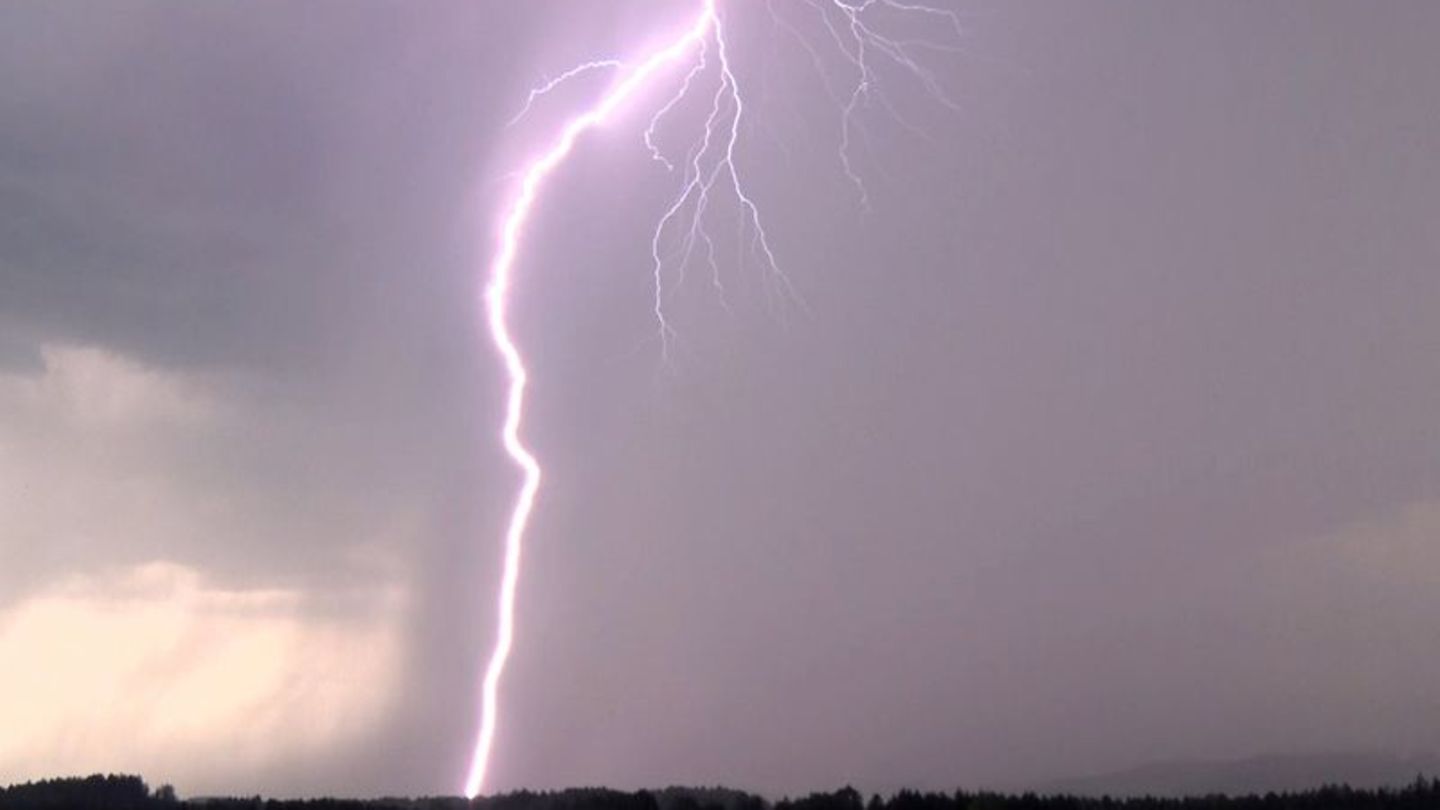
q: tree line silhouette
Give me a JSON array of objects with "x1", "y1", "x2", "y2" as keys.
[{"x1": 4, "y1": 777, "x2": 1440, "y2": 810}]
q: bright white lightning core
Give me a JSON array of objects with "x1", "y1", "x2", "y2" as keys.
[
  {"x1": 465, "y1": 5, "x2": 717, "y2": 798},
  {"x1": 466, "y1": 0, "x2": 961, "y2": 798}
]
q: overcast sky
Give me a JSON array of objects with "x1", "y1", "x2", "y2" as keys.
[{"x1": 2, "y1": 0, "x2": 1438, "y2": 800}]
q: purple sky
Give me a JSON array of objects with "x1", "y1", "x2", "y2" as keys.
[{"x1": 1, "y1": 0, "x2": 1438, "y2": 800}]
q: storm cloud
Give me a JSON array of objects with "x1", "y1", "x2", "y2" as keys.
[{"x1": 2, "y1": 0, "x2": 1438, "y2": 800}]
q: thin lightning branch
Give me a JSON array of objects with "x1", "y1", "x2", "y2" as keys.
[
  {"x1": 644, "y1": 40, "x2": 710, "y2": 172},
  {"x1": 507, "y1": 60, "x2": 626, "y2": 127},
  {"x1": 466, "y1": 0, "x2": 961, "y2": 798},
  {"x1": 646, "y1": 4, "x2": 800, "y2": 361},
  {"x1": 787, "y1": 0, "x2": 965, "y2": 209}
]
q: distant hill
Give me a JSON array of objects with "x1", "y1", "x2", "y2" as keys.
[{"x1": 1041, "y1": 751, "x2": 1440, "y2": 797}]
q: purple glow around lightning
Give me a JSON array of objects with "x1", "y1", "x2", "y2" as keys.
[{"x1": 466, "y1": 0, "x2": 961, "y2": 798}]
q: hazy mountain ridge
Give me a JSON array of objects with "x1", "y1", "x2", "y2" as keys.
[{"x1": 1041, "y1": 752, "x2": 1440, "y2": 797}]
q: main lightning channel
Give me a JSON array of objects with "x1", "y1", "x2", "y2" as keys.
[
  {"x1": 464, "y1": 2, "x2": 720, "y2": 799},
  {"x1": 467, "y1": 0, "x2": 962, "y2": 797}
]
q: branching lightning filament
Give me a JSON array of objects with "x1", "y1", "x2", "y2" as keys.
[{"x1": 466, "y1": 0, "x2": 961, "y2": 797}]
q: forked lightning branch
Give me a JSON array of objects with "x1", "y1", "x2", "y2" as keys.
[{"x1": 466, "y1": 1, "x2": 962, "y2": 797}]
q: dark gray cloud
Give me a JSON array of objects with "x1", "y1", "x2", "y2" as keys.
[{"x1": 2, "y1": 0, "x2": 1438, "y2": 799}]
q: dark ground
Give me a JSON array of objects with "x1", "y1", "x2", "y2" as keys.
[{"x1": 6, "y1": 776, "x2": 1440, "y2": 810}]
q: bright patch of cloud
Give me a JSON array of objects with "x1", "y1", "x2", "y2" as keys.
[
  {"x1": 0, "y1": 343, "x2": 217, "y2": 429},
  {"x1": 0, "y1": 343, "x2": 416, "y2": 792},
  {"x1": 0, "y1": 342, "x2": 417, "y2": 600},
  {"x1": 1325, "y1": 498, "x2": 1440, "y2": 588},
  {"x1": 0, "y1": 345, "x2": 229, "y2": 591},
  {"x1": 0, "y1": 561, "x2": 403, "y2": 792}
]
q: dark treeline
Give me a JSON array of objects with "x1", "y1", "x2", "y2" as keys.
[
  {"x1": 5, "y1": 777, "x2": 1440, "y2": 810},
  {"x1": 0, "y1": 776, "x2": 175, "y2": 810}
]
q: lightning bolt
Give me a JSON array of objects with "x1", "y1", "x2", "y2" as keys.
[
  {"x1": 465, "y1": 0, "x2": 961, "y2": 798},
  {"x1": 465, "y1": 4, "x2": 720, "y2": 799}
]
